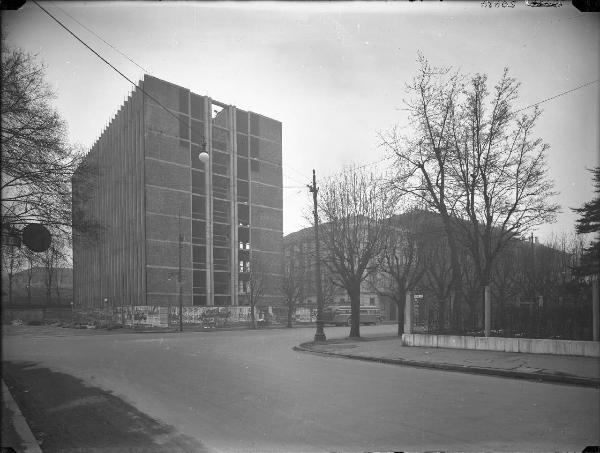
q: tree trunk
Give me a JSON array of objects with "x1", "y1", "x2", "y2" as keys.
[
  {"x1": 250, "y1": 301, "x2": 256, "y2": 329},
  {"x1": 286, "y1": 303, "x2": 293, "y2": 328},
  {"x1": 443, "y1": 216, "x2": 463, "y2": 332},
  {"x1": 480, "y1": 273, "x2": 492, "y2": 331},
  {"x1": 8, "y1": 275, "x2": 13, "y2": 305},
  {"x1": 46, "y1": 270, "x2": 52, "y2": 305},
  {"x1": 26, "y1": 258, "x2": 33, "y2": 305},
  {"x1": 55, "y1": 273, "x2": 61, "y2": 304},
  {"x1": 348, "y1": 281, "x2": 361, "y2": 338},
  {"x1": 396, "y1": 294, "x2": 405, "y2": 336},
  {"x1": 8, "y1": 254, "x2": 15, "y2": 305}
]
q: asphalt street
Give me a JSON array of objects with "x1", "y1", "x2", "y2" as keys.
[{"x1": 3, "y1": 324, "x2": 599, "y2": 452}]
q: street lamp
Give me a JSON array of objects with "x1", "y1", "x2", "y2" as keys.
[
  {"x1": 198, "y1": 151, "x2": 209, "y2": 165},
  {"x1": 198, "y1": 151, "x2": 211, "y2": 308},
  {"x1": 178, "y1": 211, "x2": 183, "y2": 332},
  {"x1": 104, "y1": 297, "x2": 109, "y2": 328}
]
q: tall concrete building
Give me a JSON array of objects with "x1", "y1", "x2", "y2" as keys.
[{"x1": 72, "y1": 75, "x2": 283, "y2": 308}]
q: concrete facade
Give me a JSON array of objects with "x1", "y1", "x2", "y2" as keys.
[{"x1": 73, "y1": 76, "x2": 283, "y2": 308}]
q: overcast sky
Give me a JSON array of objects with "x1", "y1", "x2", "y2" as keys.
[{"x1": 3, "y1": 1, "x2": 598, "y2": 240}]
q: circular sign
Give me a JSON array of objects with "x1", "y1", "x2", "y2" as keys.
[{"x1": 22, "y1": 224, "x2": 52, "y2": 252}]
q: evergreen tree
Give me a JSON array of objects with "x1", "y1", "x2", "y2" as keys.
[{"x1": 572, "y1": 166, "x2": 600, "y2": 276}]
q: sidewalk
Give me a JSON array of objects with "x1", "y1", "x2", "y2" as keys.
[{"x1": 295, "y1": 335, "x2": 600, "y2": 388}]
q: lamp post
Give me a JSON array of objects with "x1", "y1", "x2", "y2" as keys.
[
  {"x1": 178, "y1": 211, "x2": 183, "y2": 332},
  {"x1": 104, "y1": 297, "x2": 109, "y2": 328},
  {"x1": 198, "y1": 151, "x2": 210, "y2": 308}
]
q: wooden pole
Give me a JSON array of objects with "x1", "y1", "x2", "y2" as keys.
[{"x1": 308, "y1": 169, "x2": 326, "y2": 342}]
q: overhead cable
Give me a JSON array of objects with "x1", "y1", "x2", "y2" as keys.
[{"x1": 50, "y1": 1, "x2": 149, "y2": 74}]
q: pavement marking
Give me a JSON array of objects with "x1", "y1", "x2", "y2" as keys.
[{"x1": 2, "y1": 380, "x2": 42, "y2": 453}]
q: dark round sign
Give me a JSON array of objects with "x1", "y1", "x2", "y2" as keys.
[{"x1": 22, "y1": 224, "x2": 52, "y2": 252}]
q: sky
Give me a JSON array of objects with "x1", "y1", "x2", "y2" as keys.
[{"x1": 2, "y1": 1, "x2": 599, "y2": 240}]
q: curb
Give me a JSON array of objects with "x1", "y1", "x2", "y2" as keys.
[
  {"x1": 2, "y1": 380, "x2": 42, "y2": 453},
  {"x1": 293, "y1": 344, "x2": 600, "y2": 389}
]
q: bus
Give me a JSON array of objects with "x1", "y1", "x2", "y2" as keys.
[{"x1": 322, "y1": 305, "x2": 382, "y2": 326}]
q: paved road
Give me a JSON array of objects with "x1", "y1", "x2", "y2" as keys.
[{"x1": 3, "y1": 324, "x2": 599, "y2": 452}]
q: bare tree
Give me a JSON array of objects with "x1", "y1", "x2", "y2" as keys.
[
  {"x1": 1, "y1": 43, "x2": 100, "y2": 254},
  {"x1": 24, "y1": 251, "x2": 38, "y2": 305},
  {"x1": 1, "y1": 44, "x2": 75, "y2": 232},
  {"x1": 239, "y1": 255, "x2": 265, "y2": 329},
  {"x1": 383, "y1": 54, "x2": 558, "y2": 333},
  {"x1": 38, "y1": 234, "x2": 69, "y2": 305},
  {"x1": 1, "y1": 245, "x2": 25, "y2": 305},
  {"x1": 282, "y1": 249, "x2": 305, "y2": 328},
  {"x1": 318, "y1": 166, "x2": 396, "y2": 338},
  {"x1": 376, "y1": 209, "x2": 429, "y2": 335},
  {"x1": 490, "y1": 241, "x2": 520, "y2": 333},
  {"x1": 321, "y1": 272, "x2": 339, "y2": 306},
  {"x1": 381, "y1": 54, "x2": 465, "y2": 331},
  {"x1": 449, "y1": 70, "x2": 558, "y2": 329}
]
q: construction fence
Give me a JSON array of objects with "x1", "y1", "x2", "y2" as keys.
[{"x1": 71, "y1": 305, "x2": 318, "y2": 329}]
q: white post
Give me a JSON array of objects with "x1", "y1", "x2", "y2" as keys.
[
  {"x1": 484, "y1": 285, "x2": 491, "y2": 337},
  {"x1": 404, "y1": 291, "x2": 413, "y2": 334}
]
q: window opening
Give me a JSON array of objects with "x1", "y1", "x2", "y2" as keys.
[
  {"x1": 237, "y1": 133, "x2": 248, "y2": 157},
  {"x1": 237, "y1": 180, "x2": 249, "y2": 203},
  {"x1": 213, "y1": 174, "x2": 230, "y2": 200},
  {"x1": 213, "y1": 199, "x2": 230, "y2": 224},
  {"x1": 192, "y1": 195, "x2": 206, "y2": 219},
  {"x1": 237, "y1": 157, "x2": 249, "y2": 180},
  {"x1": 192, "y1": 220, "x2": 206, "y2": 243},
  {"x1": 192, "y1": 169, "x2": 205, "y2": 192},
  {"x1": 211, "y1": 103, "x2": 228, "y2": 128},
  {"x1": 213, "y1": 223, "x2": 230, "y2": 247},
  {"x1": 238, "y1": 203, "x2": 249, "y2": 226}
]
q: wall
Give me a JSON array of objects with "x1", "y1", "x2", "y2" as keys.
[
  {"x1": 143, "y1": 76, "x2": 194, "y2": 306},
  {"x1": 3, "y1": 307, "x2": 73, "y2": 323},
  {"x1": 73, "y1": 84, "x2": 146, "y2": 308},
  {"x1": 402, "y1": 333, "x2": 600, "y2": 358}
]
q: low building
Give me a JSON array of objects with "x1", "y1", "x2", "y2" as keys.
[{"x1": 283, "y1": 226, "x2": 389, "y2": 318}]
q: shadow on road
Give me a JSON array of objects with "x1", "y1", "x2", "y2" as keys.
[{"x1": 2, "y1": 361, "x2": 208, "y2": 452}]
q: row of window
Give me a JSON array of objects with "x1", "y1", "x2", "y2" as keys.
[{"x1": 190, "y1": 171, "x2": 251, "y2": 203}]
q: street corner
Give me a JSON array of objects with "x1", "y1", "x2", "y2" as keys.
[{"x1": 2, "y1": 362, "x2": 208, "y2": 453}]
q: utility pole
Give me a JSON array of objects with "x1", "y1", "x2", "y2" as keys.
[
  {"x1": 308, "y1": 169, "x2": 326, "y2": 342},
  {"x1": 178, "y1": 211, "x2": 183, "y2": 332}
]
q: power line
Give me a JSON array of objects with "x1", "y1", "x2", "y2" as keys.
[
  {"x1": 33, "y1": 0, "x2": 211, "y2": 151},
  {"x1": 50, "y1": 1, "x2": 149, "y2": 74},
  {"x1": 33, "y1": 2, "x2": 174, "y2": 119},
  {"x1": 329, "y1": 79, "x2": 600, "y2": 176},
  {"x1": 514, "y1": 79, "x2": 599, "y2": 114},
  {"x1": 283, "y1": 161, "x2": 311, "y2": 182},
  {"x1": 283, "y1": 171, "x2": 308, "y2": 187},
  {"x1": 35, "y1": 0, "x2": 324, "y2": 207}
]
